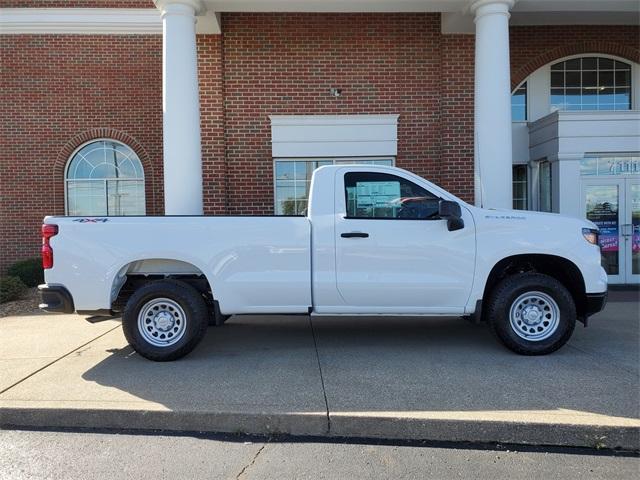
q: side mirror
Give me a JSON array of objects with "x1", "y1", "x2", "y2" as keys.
[{"x1": 438, "y1": 200, "x2": 464, "y2": 232}]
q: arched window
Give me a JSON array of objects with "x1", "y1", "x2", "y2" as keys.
[
  {"x1": 550, "y1": 56, "x2": 632, "y2": 111},
  {"x1": 66, "y1": 140, "x2": 145, "y2": 216}
]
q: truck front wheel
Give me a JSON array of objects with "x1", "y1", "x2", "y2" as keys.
[
  {"x1": 486, "y1": 273, "x2": 576, "y2": 355},
  {"x1": 122, "y1": 280, "x2": 209, "y2": 361}
]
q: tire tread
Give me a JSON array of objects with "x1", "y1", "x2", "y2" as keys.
[
  {"x1": 486, "y1": 272, "x2": 576, "y2": 355},
  {"x1": 122, "y1": 279, "x2": 209, "y2": 361}
]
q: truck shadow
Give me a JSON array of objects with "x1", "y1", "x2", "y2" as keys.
[{"x1": 80, "y1": 306, "x2": 640, "y2": 423}]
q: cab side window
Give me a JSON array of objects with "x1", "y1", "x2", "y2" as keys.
[{"x1": 344, "y1": 172, "x2": 440, "y2": 220}]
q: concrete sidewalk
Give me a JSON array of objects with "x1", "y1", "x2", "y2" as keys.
[{"x1": 1, "y1": 292, "x2": 638, "y2": 449}]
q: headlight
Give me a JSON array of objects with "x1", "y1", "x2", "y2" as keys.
[{"x1": 582, "y1": 228, "x2": 599, "y2": 246}]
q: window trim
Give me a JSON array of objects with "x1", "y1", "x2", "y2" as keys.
[
  {"x1": 64, "y1": 138, "x2": 146, "y2": 216},
  {"x1": 272, "y1": 156, "x2": 395, "y2": 216},
  {"x1": 342, "y1": 171, "x2": 443, "y2": 221}
]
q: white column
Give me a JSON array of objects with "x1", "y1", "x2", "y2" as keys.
[
  {"x1": 471, "y1": 0, "x2": 515, "y2": 209},
  {"x1": 156, "y1": 0, "x2": 204, "y2": 215}
]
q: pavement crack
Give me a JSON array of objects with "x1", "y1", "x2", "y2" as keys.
[
  {"x1": 309, "y1": 316, "x2": 331, "y2": 435},
  {"x1": 235, "y1": 444, "x2": 265, "y2": 480},
  {"x1": 0, "y1": 324, "x2": 121, "y2": 396}
]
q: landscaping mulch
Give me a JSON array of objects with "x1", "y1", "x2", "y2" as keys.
[{"x1": 0, "y1": 288, "x2": 41, "y2": 317}]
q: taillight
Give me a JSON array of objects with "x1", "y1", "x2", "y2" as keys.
[{"x1": 42, "y1": 224, "x2": 58, "y2": 269}]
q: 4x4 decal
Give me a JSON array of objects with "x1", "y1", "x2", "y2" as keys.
[{"x1": 73, "y1": 218, "x2": 109, "y2": 223}]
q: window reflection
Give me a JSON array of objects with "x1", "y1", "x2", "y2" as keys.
[
  {"x1": 274, "y1": 158, "x2": 393, "y2": 215},
  {"x1": 344, "y1": 172, "x2": 440, "y2": 220},
  {"x1": 511, "y1": 82, "x2": 527, "y2": 121},
  {"x1": 585, "y1": 185, "x2": 619, "y2": 275},
  {"x1": 550, "y1": 57, "x2": 631, "y2": 112},
  {"x1": 539, "y1": 161, "x2": 552, "y2": 213},
  {"x1": 512, "y1": 165, "x2": 528, "y2": 210},
  {"x1": 580, "y1": 156, "x2": 640, "y2": 176}
]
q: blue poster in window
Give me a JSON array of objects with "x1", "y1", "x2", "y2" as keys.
[{"x1": 589, "y1": 204, "x2": 618, "y2": 252}]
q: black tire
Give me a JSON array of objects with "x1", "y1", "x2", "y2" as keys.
[
  {"x1": 486, "y1": 273, "x2": 576, "y2": 355},
  {"x1": 122, "y1": 280, "x2": 209, "y2": 361}
]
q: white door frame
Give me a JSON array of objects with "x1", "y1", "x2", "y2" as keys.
[
  {"x1": 623, "y1": 178, "x2": 640, "y2": 284},
  {"x1": 581, "y1": 177, "x2": 640, "y2": 284}
]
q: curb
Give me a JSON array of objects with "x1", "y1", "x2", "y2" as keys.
[
  {"x1": 0, "y1": 409, "x2": 328, "y2": 438},
  {"x1": 329, "y1": 414, "x2": 640, "y2": 451},
  {"x1": 2, "y1": 408, "x2": 638, "y2": 451}
]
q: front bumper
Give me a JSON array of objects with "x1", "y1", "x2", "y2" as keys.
[
  {"x1": 585, "y1": 291, "x2": 608, "y2": 317},
  {"x1": 38, "y1": 284, "x2": 75, "y2": 313}
]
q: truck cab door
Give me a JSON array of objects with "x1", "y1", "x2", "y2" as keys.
[{"x1": 333, "y1": 169, "x2": 475, "y2": 314}]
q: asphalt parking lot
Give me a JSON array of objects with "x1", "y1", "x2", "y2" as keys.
[
  {"x1": 1, "y1": 290, "x2": 638, "y2": 449},
  {"x1": 1, "y1": 429, "x2": 638, "y2": 480}
]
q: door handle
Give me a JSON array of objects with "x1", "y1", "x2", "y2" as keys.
[{"x1": 341, "y1": 232, "x2": 369, "y2": 238}]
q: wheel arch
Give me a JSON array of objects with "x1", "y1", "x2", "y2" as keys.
[
  {"x1": 480, "y1": 254, "x2": 588, "y2": 321},
  {"x1": 109, "y1": 258, "x2": 215, "y2": 311}
]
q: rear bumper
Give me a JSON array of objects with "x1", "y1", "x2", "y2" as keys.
[
  {"x1": 585, "y1": 291, "x2": 608, "y2": 317},
  {"x1": 38, "y1": 284, "x2": 74, "y2": 314}
]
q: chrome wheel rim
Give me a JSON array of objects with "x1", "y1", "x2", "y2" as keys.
[
  {"x1": 137, "y1": 298, "x2": 187, "y2": 347},
  {"x1": 509, "y1": 291, "x2": 560, "y2": 342}
]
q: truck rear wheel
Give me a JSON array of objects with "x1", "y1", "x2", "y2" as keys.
[
  {"x1": 486, "y1": 273, "x2": 576, "y2": 355},
  {"x1": 122, "y1": 280, "x2": 209, "y2": 361}
]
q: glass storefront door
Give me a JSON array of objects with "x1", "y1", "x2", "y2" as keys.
[
  {"x1": 625, "y1": 181, "x2": 640, "y2": 283},
  {"x1": 582, "y1": 178, "x2": 640, "y2": 284}
]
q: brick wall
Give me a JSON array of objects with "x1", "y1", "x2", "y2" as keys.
[
  {"x1": 220, "y1": 13, "x2": 447, "y2": 214},
  {"x1": 510, "y1": 25, "x2": 640, "y2": 88},
  {"x1": 0, "y1": 12, "x2": 638, "y2": 272},
  {"x1": 213, "y1": 17, "x2": 638, "y2": 215},
  {"x1": 439, "y1": 34, "x2": 475, "y2": 198},
  {"x1": 197, "y1": 34, "x2": 227, "y2": 214},
  {"x1": 0, "y1": 35, "x2": 163, "y2": 272}
]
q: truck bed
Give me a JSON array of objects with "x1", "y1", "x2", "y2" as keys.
[{"x1": 44, "y1": 216, "x2": 312, "y2": 313}]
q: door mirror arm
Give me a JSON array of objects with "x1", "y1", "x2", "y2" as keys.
[{"x1": 438, "y1": 200, "x2": 464, "y2": 232}]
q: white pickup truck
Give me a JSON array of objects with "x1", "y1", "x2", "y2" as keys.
[{"x1": 39, "y1": 165, "x2": 607, "y2": 361}]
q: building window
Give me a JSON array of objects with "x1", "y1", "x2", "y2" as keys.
[
  {"x1": 538, "y1": 160, "x2": 552, "y2": 212},
  {"x1": 512, "y1": 165, "x2": 528, "y2": 210},
  {"x1": 274, "y1": 158, "x2": 393, "y2": 215},
  {"x1": 65, "y1": 140, "x2": 145, "y2": 216},
  {"x1": 580, "y1": 155, "x2": 640, "y2": 176},
  {"x1": 550, "y1": 57, "x2": 632, "y2": 111},
  {"x1": 511, "y1": 82, "x2": 527, "y2": 121}
]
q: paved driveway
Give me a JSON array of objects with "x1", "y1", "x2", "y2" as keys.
[{"x1": 0, "y1": 290, "x2": 638, "y2": 449}]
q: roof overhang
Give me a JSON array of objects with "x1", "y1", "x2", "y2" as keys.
[
  {"x1": 199, "y1": 0, "x2": 639, "y2": 13},
  {"x1": 1, "y1": 1, "x2": 637, "y2": 35},
  {"x1": 201, "y1": 0, "x2": 639, "y2": 33}
]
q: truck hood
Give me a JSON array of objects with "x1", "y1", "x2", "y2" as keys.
[{"x1": 469, "y1": 206, "x2": 597, "y2": 232}]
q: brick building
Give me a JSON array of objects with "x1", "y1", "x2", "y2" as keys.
[{"x1": 1, "y1": 0, "x2": 639, "y2": 283}]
